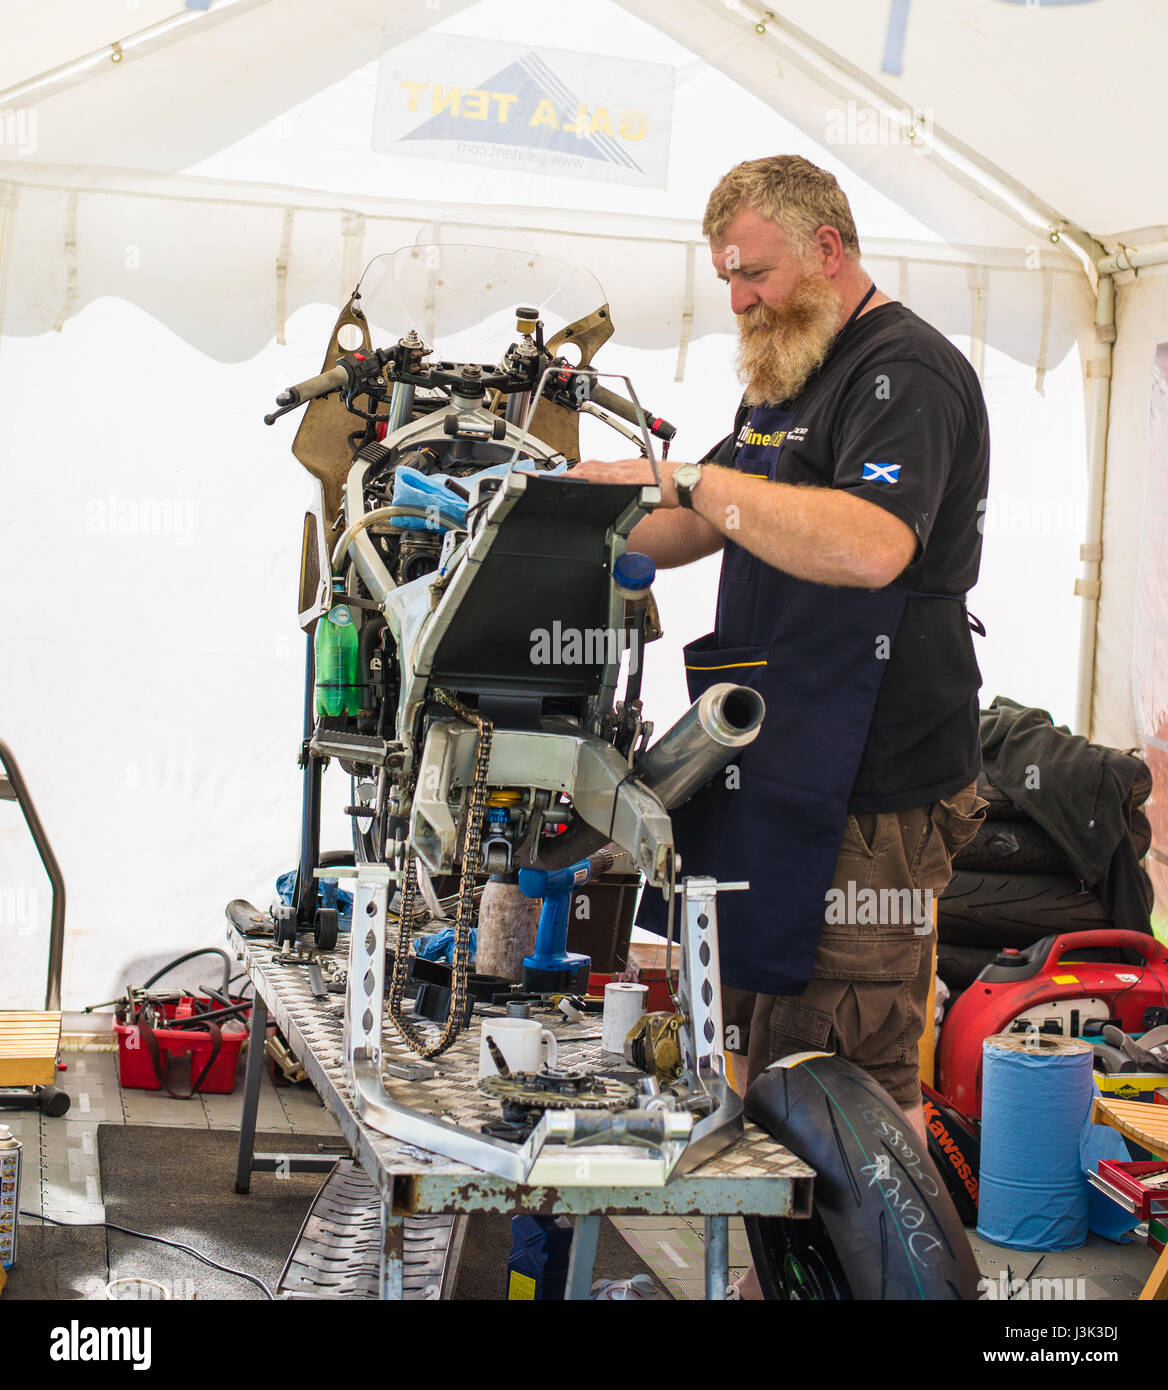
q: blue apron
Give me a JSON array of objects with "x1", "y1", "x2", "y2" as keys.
[{"x1": 638, "y1": 400, "x2": 907, "y2": 995}]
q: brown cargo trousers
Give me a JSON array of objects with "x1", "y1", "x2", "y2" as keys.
[{"x1": 722, "y1": 781, "x2": 987, "y2": 1108}]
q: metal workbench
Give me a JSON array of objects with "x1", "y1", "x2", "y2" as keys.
[{"x1": 226, "y1": 912, "x2": 814, "y2": 1300}]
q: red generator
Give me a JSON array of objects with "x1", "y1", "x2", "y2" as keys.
[{"x1": 937, "y1": 929, "x2": 1168, "y2": 1117}]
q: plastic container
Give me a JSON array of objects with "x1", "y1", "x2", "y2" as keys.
[
  {"x1": 115, "y1": 996, "x2": 248, "y2": 1094},
  {"x1": 314, "y1": 577, "x2": 363, "y2": 717},
  {"x1": 590, "y1": 968, "x2": 676, "y2": 1015}
]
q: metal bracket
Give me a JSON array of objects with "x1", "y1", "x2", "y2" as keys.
[
  {"x1": 671, "y1": 876, "x2": 745, "y2": 1175},
  {"x1": 340, "y1": 861, "x2": 695, "y2": 1184}
]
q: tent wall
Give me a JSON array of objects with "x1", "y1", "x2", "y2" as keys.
[{"x1": 1092, "y1": 264, "x2": 1168, "y2": 749}]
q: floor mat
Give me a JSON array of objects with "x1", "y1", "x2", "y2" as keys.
[
  {"x1": 14, "y1": 1123, "x2": 674, "y2": 1301},
  {"x1": 97, "y1": 1124, "x2": 344, "y2": 1300},
  {"x1": 2, "y1": 1225, "x2": 109, "y2": 1300}
]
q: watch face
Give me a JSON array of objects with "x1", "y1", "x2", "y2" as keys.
[{"x1": 674, "y1": 465, "x2": 701, "y2": 487}]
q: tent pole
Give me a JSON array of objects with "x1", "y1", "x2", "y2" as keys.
[
  {"x1": 1098, "y1": 245, "x2": 1168, "y2": 276},
  {"x1": 0, "y1": 0, "x2": 277, "y2": 109},
  {"x1": 1073, "y1": 273, "x2": 1115, "y2": 740}
]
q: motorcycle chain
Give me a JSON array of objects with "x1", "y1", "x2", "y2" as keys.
[{"x1": 386, "y1": 690, "x2": 493, "y2": 1058}]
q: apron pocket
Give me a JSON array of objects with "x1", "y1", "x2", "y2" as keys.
[{"x1": 682, "y1": 637, "x2": 769, "y2": 702}]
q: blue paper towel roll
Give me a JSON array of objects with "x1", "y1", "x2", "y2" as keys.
[{"x1": 977, "y1": 1032, "x2": 1095, "y2": 1251}]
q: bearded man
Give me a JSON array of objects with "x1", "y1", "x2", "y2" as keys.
[{"x1": 571, "y1": 155, "x2": 989, "y2": 1155}]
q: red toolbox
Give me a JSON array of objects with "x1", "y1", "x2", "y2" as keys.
[
  {"x1": 1090, "y1": 1160, "x2": 1168, "y2": 1221},
  {"x1": 115, "y1": 995, "x2": 248, "y2": 1095}
]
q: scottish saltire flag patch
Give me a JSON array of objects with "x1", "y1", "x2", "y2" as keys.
[{"x1": 861, "y1": 461, "x2": 901, "y2": 484}]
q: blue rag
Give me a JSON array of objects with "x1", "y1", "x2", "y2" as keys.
[
  {"x1": 276, "y1": 871, "x2": 353, "y2": 932},
  {"x1": 390, "y1": 460, "x2": 566, "y2": 531},
  {"x1": 414, "y1": 926, "x2": 477, "y2": 963}
]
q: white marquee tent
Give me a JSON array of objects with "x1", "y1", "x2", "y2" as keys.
[{"x1": 2, "y1": 0, "x2": 1167, "y2": 1016}]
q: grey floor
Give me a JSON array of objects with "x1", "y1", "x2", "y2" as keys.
[
  {"x1": 10, "y1": 1045, "x2": 341, "y2": 1234},
  {"x1": 7, "y1": 1046, "x2": 1162, "y2": 1300}
]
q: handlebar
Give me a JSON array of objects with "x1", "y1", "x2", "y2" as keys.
[
  {"x1": 264, "y1": 348, "x2": 679, "y2": 450},
  {"x1": 276, "y1": 362, "x2": 353, "y2": 409},
  {"x1": 264, "y1": 361, "x2": 357, "y2": 425},
  {"x1": 591, "y1": 385, "x2": 676, "y2": 444}
]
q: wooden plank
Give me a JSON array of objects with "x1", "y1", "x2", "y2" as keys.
[
  {"x1": 0, "y1": 1057, "x2": 56, "y2": 1085},
  {"x1": 1091, "y1": 1096, "x2": 1168, "y2": 1156},
  {"x1": 1139, "y1": 1241, "x2": 1168, "y2": 1302},
  {"x1": 1092, "y1": 1096, "x2": 1168, "y2": 1301},
  {"x1": 0, "y1": 1010, "x2": 60, "y2": 1083}
]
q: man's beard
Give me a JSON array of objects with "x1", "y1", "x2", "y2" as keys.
[{"x1": 734, "y1": 271, "x2": 845, "y2": 406}]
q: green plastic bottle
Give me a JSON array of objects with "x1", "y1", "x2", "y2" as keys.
[{"x1": 314, "y1": 576, "x2": 362, "y2": 718}]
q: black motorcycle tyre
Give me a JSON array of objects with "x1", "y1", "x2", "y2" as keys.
[{"x1": 744, "y1": 1053, "x2": 979, "y2": 1300}]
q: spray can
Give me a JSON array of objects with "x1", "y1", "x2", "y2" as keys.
[
  {"x1": 314, "y1": 574, "x2": 363, "y2": 718},
  {"x1": 0, "y1": 1124, "x2": 22, "y2": 1269}
]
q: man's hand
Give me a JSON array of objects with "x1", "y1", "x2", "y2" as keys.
[{"x1": 570, "y1": 458, "x2": 680, "y2": 508}]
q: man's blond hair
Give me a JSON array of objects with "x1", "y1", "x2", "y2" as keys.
[{"x1": 702, "y1": 155, "x2": 861, "y2": 260}]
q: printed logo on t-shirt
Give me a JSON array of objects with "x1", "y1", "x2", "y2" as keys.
[
  {"x1": 861, "y1": 461, "x2": 901, "y2": 484},
  {"x1": 741, "y1": 426, "x2": 787, "y2": 449}
]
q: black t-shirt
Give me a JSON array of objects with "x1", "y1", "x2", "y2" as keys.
[{"x1": 707, "y1": 301, "x2": 989, "y2": 812}]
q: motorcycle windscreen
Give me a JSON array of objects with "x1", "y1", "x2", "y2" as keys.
[{"x1": 355, "y1": 243, "x2": 605, "y2": 362}]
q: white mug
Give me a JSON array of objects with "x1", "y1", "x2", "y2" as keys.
[{"x1": 478, "y1": 1017, "x2": 558, "y2": 1079}]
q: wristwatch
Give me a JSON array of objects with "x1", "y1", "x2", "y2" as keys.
[{"x1": 672, "y1": 462, "x2": 703, "y2": 510}]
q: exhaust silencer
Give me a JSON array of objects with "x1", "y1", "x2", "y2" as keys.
[
  {"x1": 529, "y1": 683, "x2": 765, "y2": 873},
  {"x1": 634, "y1": 683, "x2": 765, "y2": 810}
]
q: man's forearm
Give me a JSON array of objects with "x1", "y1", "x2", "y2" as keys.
[
  {"x1": 689, "y1": 465, "x2": 913, "y2": 588},
  {"x1": 627, "y1": 506, "x2": 724, "y2": 569}
]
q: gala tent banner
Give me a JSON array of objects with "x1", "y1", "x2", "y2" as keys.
[{"x1": 372, "y1": 33, "x2": 674, "y2": 188}]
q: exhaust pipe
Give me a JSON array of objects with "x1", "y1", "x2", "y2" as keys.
[
  {"x1": 633, "y1": 683, "x2": 765, "y2": 810},
  {"x1": 530, "y1": 683, "x2": 765, "y2": 871}
]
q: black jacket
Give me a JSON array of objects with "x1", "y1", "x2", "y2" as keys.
[{"x1": 979, "y1": 695, "x2": 1153, "y2": 931}]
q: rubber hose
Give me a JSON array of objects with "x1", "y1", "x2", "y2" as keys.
[{"x1": 141, "y1": 948, "x2": 232, "y2": 998}]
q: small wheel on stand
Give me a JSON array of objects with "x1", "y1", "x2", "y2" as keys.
[
  {"x1": 274, "y1": 904, "x2": 300, "y2": 948},
  {"x1": 315, "y1": 907, "x2": 339, "y2": 953}
]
